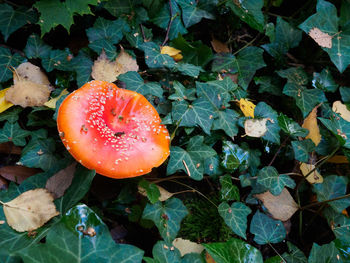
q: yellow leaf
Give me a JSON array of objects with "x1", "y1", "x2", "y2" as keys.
[
  {"x1": 172, "y1": 238, "x2": 204, "y2": 256},
  {"x1": 244, "y1": 118, "x2": 268, "y2": 137},
  {"x1": 299, "y1": 163, "x2": 323, "y2": 184},
  {"x1": 332, "y1": 100, "x2": 350, "y2": 122},
  {"x1": 238, "y1": 98, "x2": 255, "y2": 118},
  {"x1": 1, "y1": 188, "x2": 59, "y2": 232},
  {"x1": 160, "y1": 46, "x2": 183, "y2": 61},
  {"x1": 44, "y1": 89, "x2": 69, "y2": 109},
  {"x1": 0, "y1": 88, "x2": 14, "y2": 113},
  {"x1": 327, "y1": 155, "x2": 349, "y2": 164},
  {"x1": 302, "y1": 106, "x2": 321, "y2": 146}
]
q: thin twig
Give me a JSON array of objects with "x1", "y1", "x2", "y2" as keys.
[
  {"x1": 139, "y1": 24, "x2": 147, "y2": 42},
  {"x1": 268, "y1": 243, "x2": 286, "y2": 263},
  {"x1": 300, "y1": 193, "x2": 350, "y2": 210},
  {"x1": 162, "y1": 0, "x2": 174, "y2": 46},
  {"x1": 233, "y1": 34, "x2": 260, "y2": 55}
]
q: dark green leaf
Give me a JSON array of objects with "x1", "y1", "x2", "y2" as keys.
[
  {"x1": 319, "y1": 115, "x2": 350, "y2": 149},
  {"x1": 103, "y1": 0, "x2": 134, "y2": 17},
  {"x1": 312, "y1": 68, "x2": 338, "y2": 92},
  {"x1": 71, "y1": 50, "x2": 93, "y2": 87},
  {"x1": 24, "y1": 34, "x2": 51, "y2": 59},
  {"x1": 278, "y1": 113, "x2": 309, "y2": 137},
  {"x1": 291, "y1": 139, "x2": 315, "y2": 162},
  {"x1": 257, "y1": 166, "x2": 295, "y2": 195},
  {"x1": 177, "y1": 0, "x2": 214, "y2": 28},
  {"x1": 282, "y1": 242, "x2": 307, "y2": 263},
  {"x1": 323, "y1": 207, "x2": 350, "y2": 243},
  {"x1": 340, "y1": 86, "x2": 350, "y2": 103},
  {"x1": 140, "y1": 42, "x2": 175, "y2": 69},
  {"x1": 139, "y1": 179, "x2": 161, "y2": 204},
  {"x1": 147, "y1": 241, "x2": 181, "y2": 263},
  {"x1": 221, "y1": 141, "x2": 249, "y2": 172},
  {"x1": 254, "y1": 75, "x2": 282, "y2": 96},
  {"x1": 0, "y1": 47, "x2": 25, "y2": 83},
  {"x1": 0, "y1": 122, "x2": 30, "y2": 146},
  {"x1": 169, "y1": 81, "x2": 196, "y2": 101},
  {"x1": 42, "y1": 49, "x2": 72, "y2": 72},
  {"x1": 308, "y1": 241, "x2": 340, "y2": 263},
  {"x1": 250, "y1": 211, "x2": 286, "y2": 245},
  {"x1": 218, "y1": 202, "x2": 251, "y2": 239},
  {"x1": 0, "y1": 107, "x2": 22, "y2": 123},
  {"x1": 255, "y1": 102, "x2": 281, "y2": 144},
  {"x1": 219, "y1": 175, "x2": 240, "y2": 201},
  {"x1": 174, "y1": 63, "x2": 203, "y2": 77}
]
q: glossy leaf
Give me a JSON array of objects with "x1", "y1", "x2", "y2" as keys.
[
  {"x1": 219, "y1": 175, "x2": 240, "y2": 201},
  {"x1": 278, "y1": 114, "x2": 309, "y2": 137},
  {"x1": 308, "y1": 241, "x2": 341, "y2": 263},
  {"x1": 319, "y1": 114, "x2": 350, "y2": 149},
  {"x1": 312, "y1": 68, "x2": 338, "y2": 92},
  {"x1": 221, "y1": 141, "x2": 249, "y2": 172},
  {"x1": 177, "y1": 0, "x2": 214, "y2": 28},
  {"x1": 140, "y1": 42, "x2": 175, "y2": 69},
  {"x1": 291, "y1": 139, "x2": 315, "y2": 162},
  {"x1": 0, "y1": 47, "x2": 25, "y2": 83},
  {"x1": 257, "y1": 166, "x2": 295, "y2": 195},
  {"x1": 0, "y1": 122, "x2": 30, "y2": 146},
  {"x1": 139, "y1": 179, "x2": 161, "y2": 204},
  {"x1": 41, "y1": 49, "x2": 72, "y2": 72},
  {"x1": 145, "y1": 241, "x2": 182, "y2": 263}
]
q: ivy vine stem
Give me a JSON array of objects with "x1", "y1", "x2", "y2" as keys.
[
  {"x1": 268, "y1": 243, "x2": 286, "y2": 263},
  {"x1": 162, "y1": 0, "x2": 174, "y2": 46},
  {"x1": 300, "y1": 193, "x2": 350, "y2": 211}
]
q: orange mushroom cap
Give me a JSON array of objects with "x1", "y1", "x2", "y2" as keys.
[{"x1": 57, "y1": 80, "x2": 170, "y2": 179}]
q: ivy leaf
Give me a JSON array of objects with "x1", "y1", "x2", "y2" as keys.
[
  {"x1": 0, "y1": 107, "x2": 22, "y2": 123},
  {"x1": 308, "y1": 241, "x2": 340, "y2": 263},
  {"x1": 103, "y1": 0, "x2": 134, "y2": 17},
  {"x1": 250, "y1": 211, "x2": 286, "y2": 245},
  {"x1": 24, "y1": 34, "x2": 51, "y2": 59},
  {"x1": 145, "y1": 241, "x2": 182, "y2": 263},
  {"x1": 119, "y1": 71, "x2": 163, "y2": 97},
  {"x1": 282, "y1": 242, "x2": 308, "y2": 263},
  {"x1": 319, "y1": 115, "x2": 350, "y2": 149},
  {"x1": 142, "y1": 198, "x2": 188, "y2": 243},
  {"x1": 203, "y1": 238, "x2": 263, "y2": 263},
  {"x1": 174, "y1": 63, "x2": 203, "y2": 77},
  {"x1": 221, "y1": 141, "x2": 249, "y2": 172},
  {"x1": 0, "y1": 4, "x2": 37, "y2": 41},
  {"x1": 299, "y1": 0, "x2": 350, "y2": 73},
  {"x1": 65, "y1": 0, "x2": 99, "y2": 16},
  {"x1": 0, "y1": 47, "x2": 25, "y2": 83},
  {"x1": 177, "y1": 0, "x2": 214, "y2": 28},
  {"x1": 86, "y1": 17, "x2": 130, "y2": 59},
  {"x1": 278, "y1": 113, "x2": 309, "y2": 137},
  {"x1": 225, "y1": 0, "x2": 265, "y2": 32},
  {"x1": 18, "y1": 204, "x2": 144, "y2": 262},
  {"x1": 0, "y1": 122, "x2": 30, "y2": 146},
  {"x1": 313, "y1": 175, "x2": 350, "y2": 213},
  {"x1": 140, "y1": 42, "x2": 175, "y2": 69},
  {"x1": 257, "y1": 166, "x2": 296, "y2": 195},
  {"x1": 172, "y1": 99, "x2": 214, "y2": 134},
  {"x1": 169, "y1": 81, "x2": 196, "y2": 101},
  {"x1": 340, "y1": 86, "x2": 350, "y2": 103},
  {"x1": 218, "y1": 202, "x2": 251, "y2": 239},
  {"x1": 312, "y1": 68, "x2": 338, "y2": 92},
  {"x1": 323, "y1": 207, "x2": 350, "y2": 243},
  {"x1": 213, "y1": 110, "x2": 240, "y2": 137},
  {"x1": 291, "y1": 139, "x2": 315, "y2": 162},
  {"x1": 255, "y1": 75, "x2": 283, "y2": 96},
  {"x1": 139, "y1": 179, "x2": 161, "y2": 204},
  {"x1": 71, "y1": 50, "x2": 93, "y2": 87},
  {"x1": 254, "y1": 102, "x2": 280, "y2": 144},
  {"x1": 219, "y1": 175, "x2": 240, "y2": 201},
  {"x1": 42, "y1": 49, "x2": 72, "y2": 72}
]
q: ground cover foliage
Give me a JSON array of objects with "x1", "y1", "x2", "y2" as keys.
[{"x1": 0, "y1": 0, "x2": 349, "y2": 262}]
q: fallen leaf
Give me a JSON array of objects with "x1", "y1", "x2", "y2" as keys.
[
  {"x1": 255, "y1": 189, "x2": 299, "y2": 221},
  {"x1": 172, "y1": 238, "x2": 204, "y2": 256},
  {"x1": 138, "y1": 184, "x2": 174, "y2": 202},
  {"x1": 327, "y1": 155, "x2": 349, "y2": 163},
  {"x1": 244, "y1": 118, "x2": 268, "y2": 137},
  {"x1": 308, "y1": 28, "x2": 332, "y2": 49},
  {"x1": 302, "y1": 106, "x2": 321, "y2": 146},
  {"x1": 0, "y1": 142, "x2": 22, "y2": 155},
  {"x1": 5, "y1": 62, "x2": 53, "y2": 108},
  {"x1": 45, "y1": 163, "x2": 76, "y2": 199},
  {"x1": 44, "y1": 89, "x2": 69, "y2": 109},
  {"x1": 210, "y1": 37, "x2": 230, "y2": 53},
  {"x1": 299, "y1": 163, "x2": 323, "y2": 184},
  {"x1": 1, "y1": 188, "x2": 59, "y2": 232},
  {"x1": 0, "y1": 165, "x2": 41, "y2": 184},
  {"x1": 160, "y1": 46, "x2": 183, "y2": 61},
  {"x1": 238, "y1": 98, "x2": 255, "y2": 118},
  {"x1": 332, "y1": 101, "x2": 350, "y2": 122},
  {"x1": 0, "y1": 88, "x2": 14, "y2": 113},
  {"x1": 0, "y1": 177, "x2": 8, "y2": 191},
  {"x1": 91, "y1": 48, "x2": 139, "y2": 82}
]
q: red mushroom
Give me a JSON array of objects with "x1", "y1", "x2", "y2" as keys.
[{"x1": 57, "y1": 80, "x2": 170, "y2": 179}]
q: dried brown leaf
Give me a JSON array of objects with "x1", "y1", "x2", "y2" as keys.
[
  {"x1": 308, "y1": 28, "x2": 333, "y2": 49},
  {"x1": 244, "y1": 118, "x2": 268, "y2": 137},
  {"x1": 0, "y1": 142, "x2": 22, "y2": 155},
  {"x1": 45, "y1": 163, "x2": 76, "y2": 199},
  {"x1": 210, "y1": 38, "x2": 230, "y2": 53},
  {"x1": 1, "y1": 188, "x2": 59, "y2": 232},
  {"x1": 13, "y1": 62, "x2": 51, "y2": 86},
  {"x1": 302, "y1": 106, "x2": 321, "y2": 146},
  {"x1": 0, "y1": 165, "x2": 41, "y2": 184},
  {"x1": 255, "y1": 188, "x2": 299, "y2": 221},
  {"x1": 332, "y1": 100, "x2": 350, "y2": 122},
  {"x1": 172, "y1": 238, "x2": 204, "y2": 256}
]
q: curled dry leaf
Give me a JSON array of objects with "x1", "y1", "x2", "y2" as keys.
[
  {"x1": 5, "y1": 62, "x2": 53, "y2": 108},
  {"x1": 302, "y1": 106, "x2": 321, "y2": 146},
  {"x1": 332, "y1": 101, "x2": 350, "y2": 122},
  {"x1": 238, "y1": 98, "x2": 255, "y2": 118},
  {"x1": 210, "y1": 37, "x2": 230, "y2": 53},
  {"x1": 160, "y1": 46, "x2": 183, "y2": 61},
  {"x1": 91, "y1": 48, "x2": 139, "y2": 82},
  {"x1": 244, "y1": 118, "x2": 268, "y2": 137},
  {"x1": 1, "y1": 188, "x2": 59, "y2": 232},
  {"x1": 299, "y1": 163, "x2": 323, "y2": 184},
  {"x1": 255, "y1": 188, "x2": 299, "y2": 221},
  {"x1": 172, "y1": 238, "x2": 204, "y2": 256},
  {"x1": 138, "y1": 184, "x2": 174, "y2": 202},
  {"x1": 0, "y1": 88, "x2": 14, "y2": 113},
  {"x1": 45, "y1": 162, "x2": 76, "y2": 199},
  {"x1": 0, "y1": 165, "x2": 41, "y2": 184},
  {"x1": 308, "y1": 28, "x2": 333, "y2": 49}
]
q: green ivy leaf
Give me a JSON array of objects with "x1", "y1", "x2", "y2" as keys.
[
  {"x1": 18, "y1": 204, "x2": 143, "y2": 262},
  {"x1": 250, "y1": 211, "x2": 286, "y2": 245},
  {"x1": 139, "y1": 179, "x2": 161, "y2": 204},
  {"x1": 0, "y1": 107, "x2": 22, "y2": 123},
  {"x1": 319, "y1": 115, "x2": 350, "y2": 149},
  {"x1": 174, "y1": 63, "x2": 203, "y2": 77},
  {"x1": 308, "y1": 241, "x2": 340, "y2": 263},
  {"x1": 221, "y1": 141, "x2": 249, "y2": 172},
  {"x1": 219, "y1": 175, "x2": 240, "y2": 201},
  {"x1": 182, "y1": 253, "x2": 206, "y2": 263},
  {"x1": 257, "y1": 166, "x2": 295, "y2": 195},
  {"x1": 291, "y1": 139, "x2": 315, "y2": 162},
  {"x1": 0, "y1": 47, "x2": 25, "y2": 83},
  {"x1": 65, "y1": 0, "x2": 99, "y2": 16},
  {"x1": 119, "y1": 71, "x2": 163, "y2": 97},
  {"x1": 300, "y1": 0, "x2": 350, "y2": 73},
  {"x1": 278, "y1": 113, "x2": 309, "y2": 137},
  {"x1": 103, "y1": 0, "x2": 134, "y2": 17},
  {"x1": 169, "y1": 81, "x2": 196, "y2": 101},
  {"x1": 323, "y1": 207, "x2": 350, "y2": 243},
  {"x1": 312, "y1": 68, "x2": 338, "y2": 92},
  {"x1": 24, "y1": 34, "x2": 51, "y2": 59},
  {"x1": 145, "y1": 241, "x2": 182, "y2": 263},
  {"x1": 313, "y1": 175, "x2": 350, "y2": 213},
  {"x1": 282, "y1": 242, "x2": 308, "y2": 263},
  {"x1": 0, "y1": 4, "x2": 37, "y2": 41},
  {"x1": 42, "y1": 49, "x2": 72, "y2": 72},
  {"x1": 340, "y1": 86, "x2": 350, "y2": 103},
  {"x1": 254, "y1": 75, "x2": 282, "y2": 96},
  {"x1": 218, "y1": 202, "x2": 251, "y2": 239},
  {"x1": 177, "y1": 0, "x2": 214, "y2": 28},
  {"x1": 226, "y1": 0, "x2": 265, "y2": 32},
  {"x1": 140, "y1": 42, "x2": 175, "y2": 69},
  {"x1": 203, "y1": 238, "x2": 263, "y2": 263},
  {"x1": 142, "y1": 198, "x2": 188, "y2": 243},
  {"x1": 71, "y1": 50, "x2": 93, "y2": 87},
  {"x1": 255, "y1": 102, "x2": 281, "y2": 144},
  {"x1": 0, "y1": 122, "x2": 30, "y2": 146}
]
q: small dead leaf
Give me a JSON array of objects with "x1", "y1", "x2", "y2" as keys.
[
  {"x1": 332, "y1": 101, "x2": 350, "y2": 122},
  {"x1": 160, "y1": 46, "x2": 183, "y2": 61},
  {"x1": 342, "y1": 209, "x2": 349, "y2": 217},
  {"x1": 172, "y1": 238, "x2": 204, "y2": 256},
  {"x1": 91, "y1": 48, "x2": 139, "y2": 82},
  {"x1": 308, "y1": 28, "x2": 333, "y2": 49},
  {"x1": 238, "y1": 98, "x2": 255, "y2": 118},
  {"x1": 45, "y1": 163, "x2": 76, "y2": 199},
  {"x1": 206, "y1": 252, "x2": 216, "y2": 263},
  {"x1": 1, "y1": 188, "x2": 59, "y2": 232},
  {"x1": 327, "y1": 155, "x2": 349, "y2": 163},
  {"x1": 0, "y1": 88, "x2": 14, "y2": 113},
  {"x1": 0, "y1": 142, "x2": 22, "y2": 155},
  {"x1": 244, "y1": 118, "x2": 268, "y2": 137},
  {"x1": 210, "y1": 37, "x2": 230, "y2": 53},
  {"x1": 302, "y1": 106, "x2": 321, "y2": 146},
  {"x1": 0, "y1": 165, "x2": 41, "y2": 184},
  {"x1": 138, "y1": 184, "x2": 174, "y2": 202},
  {"x1": 300, "y1": 163, "x2": 323, "y2": 184},
  {"x1": 255, "y1": 189, "x2": 299, "y2": 221},
  {"x1": 44, "y1": 89, "x2": 69, "y2": 109}
]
